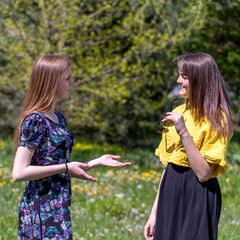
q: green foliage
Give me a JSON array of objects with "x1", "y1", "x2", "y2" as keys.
[
  {"x1": 0, "y1": 0, "x2": 239, "y2": 144},
  {"x1": 227, "y1": 141, "x2": 240, "y2": 165},
  {"x1": 0, "y1": 0, "x2": 207, "y2": 145},
  {"x1": 183, "y1": 0, "x2": 240, "y2": 125},
  {"x1": 227, "y1": 131, "x2": 240, "y2": 165}
]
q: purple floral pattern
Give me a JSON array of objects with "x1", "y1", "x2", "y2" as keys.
[{"x1": 17, "y1": 112, "x2": 74, "y2": 240}]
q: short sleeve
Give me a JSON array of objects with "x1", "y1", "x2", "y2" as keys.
[
  {"x1": 18, "y1": 113, "x2": 47, "y2": 149},
  {"x1": 200, "y1": 130, "x2": 228, "y2": 177}
]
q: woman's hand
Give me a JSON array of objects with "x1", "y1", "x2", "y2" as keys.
[
  {"x1": 99, "y1": 154, "x2": 131, "y2": 167},
  {"x1": 162, "y1": 112, "x2": 186, "y2": 134},
  {"x1": 88, "y1": 155, "x2": 131, "y2": 168},
  {"x1": 144, "y1": 215, "x2": 156, "y2": 240},
  {"x1": 68, "y1": 162, "x2": 96, "y2": 181}
]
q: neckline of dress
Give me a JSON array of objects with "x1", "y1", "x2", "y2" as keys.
[{"x1": 36, "y1": 112, "x2": 61, "y2": 125}]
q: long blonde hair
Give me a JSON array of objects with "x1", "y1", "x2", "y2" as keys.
[
  {"x1": 14, "y1": 55, "x2": 71, "y2": 149},
  {"x1": 175, "y1": 52, "x2": 232, "y2": 138}
]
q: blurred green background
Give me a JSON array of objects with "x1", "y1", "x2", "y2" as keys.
[{"x1": 0, "y1": 0, "x2": 239, "y2": 146}]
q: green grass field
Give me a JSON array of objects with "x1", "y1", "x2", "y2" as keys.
[{"x1": 0, "y1": 139, "x2": 239, "y2": 239}]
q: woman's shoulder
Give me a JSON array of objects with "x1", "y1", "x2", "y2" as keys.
[
  {"x1": 55, "y1": 112, "x2": 65, "y2": 119},
  {"x1": 18, "y1": 112, "x2": 48, "y2": 148},
  {"x1": 20, "y1": 112, "x2": 48, "y2": 136},
  {"x1": 55, "y1": 112, "x2": 66, "y2": 125},
  {"x1": 24, "y1": 112, "x2": 47, "y2": 124},
  {"x1": 172, "y1": 104, "x2": 186, "y2": 113}
]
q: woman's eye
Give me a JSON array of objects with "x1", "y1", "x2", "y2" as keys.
[{"x1": 181, "y1": 75, "x2": 187, "y2": 79}]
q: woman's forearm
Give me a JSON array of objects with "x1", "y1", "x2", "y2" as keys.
[
  {"x1": 144, "y1": 168, "x2": 166, "y2": 239},
  {"x1": 180, "y1": 130, "x2": 215, "y2": 182},
  {"x1": 12, "y1": 146, "x2": 67, "y2": 182},
  {"x1": 163, "y1": 112, "x2": 216, "y2": 182},
  {"x1": 83, "y1": 158, "x2": 100, "y2": 170},
  {"x1": 12, "y1": 164, "x2": 67, "y2": 182}
]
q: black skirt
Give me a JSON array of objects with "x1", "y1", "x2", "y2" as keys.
[{"x1": 154, "y1": 163, "x2": 221, "y2": 240}]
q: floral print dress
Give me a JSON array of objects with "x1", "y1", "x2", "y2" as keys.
[{"x1": 17, "y1": 112, "x2": 74, "y2": 240}]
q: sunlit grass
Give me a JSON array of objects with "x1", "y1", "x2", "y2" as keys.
[{"x1": 0, "y1": 139, "x2": 240, "y2": 239}]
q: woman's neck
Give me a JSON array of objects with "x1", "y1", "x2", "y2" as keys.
[
  {"x1": 47, "y1": 99, "x2": 57, "y2": 115},
  {"x1": 43, "y1": 100, "x2": 59, "y2": 122}
]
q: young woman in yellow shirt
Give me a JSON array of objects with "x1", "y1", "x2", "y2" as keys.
[{"x1": 144, "y1": 52, "x2": 232, "y2": 240}]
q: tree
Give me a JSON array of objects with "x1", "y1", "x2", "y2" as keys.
[
  {"x1": 0, "y1": 0, "x2": 206, "y2": 145},
  {"x1": 184, "y1": 0, "x2": 240, "y2": 129}
]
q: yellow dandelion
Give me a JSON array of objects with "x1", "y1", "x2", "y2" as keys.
[
  {"x1": 72, "y1": 185, "x2": 77, "y2": 191},
  {"x1": 0, "y1": 181, "x2": 6, "y2": 186},
  {"x1": 150, "y1": 170, "x2": 157, "y2": 175},
  {"x1": 75, "y1": 143, "x2": 81, "y2": 148},
  {"x1": 142, "y1": 172, "x2": 151, "y2": 178},
  {"x1": 226, "y1": 178, "x2": 230, "y2": 183}
]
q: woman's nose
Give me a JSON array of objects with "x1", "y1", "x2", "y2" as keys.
[{"x1": 177, "y1": 76, "x2": 182, "y2": 83}]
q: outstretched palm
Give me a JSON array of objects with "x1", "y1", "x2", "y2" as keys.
[{"x1": 98, "y1": 154, "x2": 131, "y2": 168}]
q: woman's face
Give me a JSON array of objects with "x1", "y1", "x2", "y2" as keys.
[
  {"x1": 55, "y1": 67, "x2": 73, "y2": 100},
  {"x1": 177, "y1": 70, "x2": 189, "y2": 98}
]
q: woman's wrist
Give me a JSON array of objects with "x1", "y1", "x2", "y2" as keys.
[
  {"x1": 65, "y1": 162, "x2": 68, "y2": 174},
  {"x1": 87, "y1": 158, "x2": 100, "y2": 168},
  {"x1": 180, "y1": 129, "x2": 190, "y2": 139},
  {"x1": 179, "y1": 128, "x2": 188, "y2": 137}
]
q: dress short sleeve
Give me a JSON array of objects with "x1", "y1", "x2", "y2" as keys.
[
  {"x1": 18, "y1": 113, "x2": 47, "y2": 149},
  {"x1": 200, "y1": 130, "x2": 228, "y2": 177}
]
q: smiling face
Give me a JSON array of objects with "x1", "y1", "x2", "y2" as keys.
[
  {"x1": 177, "y1": 70, "x2": 190, "y2": 98},
  {"x1": 55, "y1": 67, "x2": 73, "y2": 101}
]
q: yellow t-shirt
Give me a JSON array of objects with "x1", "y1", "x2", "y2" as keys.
[{"x1": 155, "y1": 104, "x2": 229, "y2": 178}]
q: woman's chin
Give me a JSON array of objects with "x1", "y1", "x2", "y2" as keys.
[
  {"x1": 178, "y1": 91, "x2": 189, "y2": 98},
  {"x1": 64, "y1": 93, "x2": 70, "y2": 99},
  {"x1": 178, "y1": 91, "x2": 185, "y2": 97}
]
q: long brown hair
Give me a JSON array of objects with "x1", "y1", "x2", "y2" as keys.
[
  {"x1": 14, "y1": 55, "x2": 71, "y2": 149},
  {"x1": 176, "y1": 52, "x2": 232, "y2": 138}
]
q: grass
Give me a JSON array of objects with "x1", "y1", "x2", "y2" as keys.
[{"x1": 0, "y1": 138, "x2": 240, "y2": 239}]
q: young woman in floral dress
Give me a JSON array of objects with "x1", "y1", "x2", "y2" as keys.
[{"x1": 12, "y1": 55, "x2": 131, "y2": 240}]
